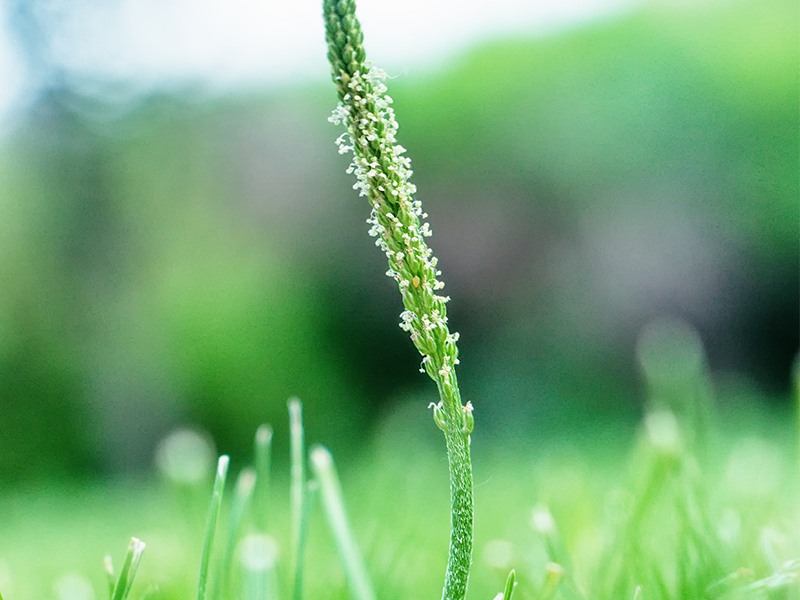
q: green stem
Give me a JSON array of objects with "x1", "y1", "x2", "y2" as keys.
[
  {"x1": 441, "y1": 425, "x2": 473, "y2": 600},
  {"x1": 433, "y1": 379, "x2": 474, "y2": 600},
  {"x1": 323, "y1": 1, "x2": 474, "y2": 598},
  {"x1": 288, "y1": 398, "x2": 305, "y2": 600}
]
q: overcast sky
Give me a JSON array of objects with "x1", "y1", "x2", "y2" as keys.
[{"x1": 0, "y1": 0, "x2": 642, "y2": 128}]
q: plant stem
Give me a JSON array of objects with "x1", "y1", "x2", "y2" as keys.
[
  {"x1": 322, "y1": 2, "x2": 474, "y2": 598},
  {"x1": 288, "y1": 398, "x2": 305, "y2": 600},
  {"x1": 440, "y1": 422, "x2": 473, "y2": 600}
]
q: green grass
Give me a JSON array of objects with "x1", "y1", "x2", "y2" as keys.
[{"x1": 0, "y1": 387, "x2": 795, "y2": 600}]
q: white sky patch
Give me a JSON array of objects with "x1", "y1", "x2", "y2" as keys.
[
  {"x1": 0, "y1": 0, "x2": 643, "y2": 127},
  {"x1": 0, "y1": 2, "x2": 27, "y2": 124}
]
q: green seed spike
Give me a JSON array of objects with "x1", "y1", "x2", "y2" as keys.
[{"x1": 323, "y1": 2, "x2": 474, "y2": 599}]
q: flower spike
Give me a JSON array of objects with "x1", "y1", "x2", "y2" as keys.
[{"x1": 323, "y1": 3, "x2": 474, "y2": 600}]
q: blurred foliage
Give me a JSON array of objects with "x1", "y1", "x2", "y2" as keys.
[
  {"x1": 0, "y1": 93, "x2": 368, "y2": 478},
  {"x1": 0, "y1": 0, "x2": 797, "y2": 481}
]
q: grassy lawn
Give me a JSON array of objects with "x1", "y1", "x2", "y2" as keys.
[{"x1": 0, "y1": 388, "x2": 795, "y2": 600}]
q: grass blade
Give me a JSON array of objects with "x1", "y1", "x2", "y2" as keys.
[
  {"x1": 288, "y1": 398, "x2": 305, "y2": 600},
  {"x1": 219, "y1": 467, "x2": 257, "y2": 599},
  {"x1": 197, "y1": 455, "x2": 230, "y2": 600},
  {"x1": 241, "y1": 533, "x2": 280, "y2": 600},
  {"x1": 253, "y1": 424, "x2": 273, "y2": 533},
  {"x1": 293, "y1": 479, "x2": 318, "y2": 600},
  {"x1": 502, "y1": 569, "x2": 516, "y2": 600},
  {"x1": 110, "y1": 537, "x2": 146, "y2": 600},
  {"x1": 104, "y1": 555, "x2": 116, "y2": 599},
  {"x1": 310, "y1": 445, "x2": 375, "y2": 600}
]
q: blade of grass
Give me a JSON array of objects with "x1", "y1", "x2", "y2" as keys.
[
  {"x1": 253, "y1": 424, "x2": 273, "y2": 533},
  {"x1": 241, "y1": 534, "x2": 280, "y2": 600},
  {"x1": 293, "y1": 480, "x2": 318, "y2": 600},
  {"x1": 110, "y1": 537, "x2": 146, "y2": 600},
  {"x1": 288, "y1": 398, "x2": 305, "y2": 600},
  {"x1": 197, "y1": 455, "x2": 230, "y2": 600},
  {"x1": 531, "y1": 506, "x2": 582, "y2": 600},
  {"x1": 219, "y1": 467, "x2": 257, "y2": 599},
  {"x1": 104, "y1": 556, "x2": 116, "y2": 599},
  {"x1": 501, "y1": 569, "x2": 516, "y2": 600},
  {"x1": 310, "y1": 445, "x2": 375, "y2": 600}
]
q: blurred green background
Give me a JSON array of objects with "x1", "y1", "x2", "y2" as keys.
[
  {"x1": 0, "y1": 0, "x2": 798, "y2": 596},
  {"x1": 1, "y1": 0, "x2": 796, "y2": 480},
  {"x1": 0, "y1": 0, "x2": 797, "y2": 473}
]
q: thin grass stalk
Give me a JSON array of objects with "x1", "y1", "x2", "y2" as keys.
[
  {"x1": 322, "y1": 2, "x2": 474, "y2": 598},
  {"x1": 310, "y1": 445, "x2": 375, "y2": 600},
  {"x1": 501, "y1": 569, "x2": 516, "y2": 600},
  {"x1": 198, "y1": 455, "x2": 230, "y2": 600},
  {"x1": 104, "y1": 556, "x2": 116, "y2": 599},
  {"x1": 219, "y1": 467, "x2": 257, "y2": 598},
  {"x1": 240, "y1": 534, "x2": 279, "y2": 600},
  {"x1": 293, "y1": 480, "x2": 318, "y2": 600},
  {"x1": 241, "y1": 550, "x2": 269, "y2": 600},
  {"x1": 110, "y1": 537, "x2": 146, "y2": 600},
  {"x1": 531, "y1": 506, "x2": 582, "y2": 600},
  {"x1": 288, "y1": 398, "x2": 305, "y2": 600},
  {"x1": 254, "y1": 424, "x2": 273, "y2": 533}
]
